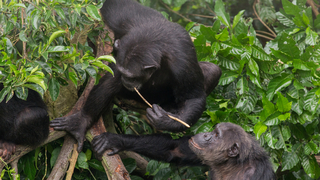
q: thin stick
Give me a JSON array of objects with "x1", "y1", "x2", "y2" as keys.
[{"x1": 134, "y1": 87, "x2": 190, "y2": 128}]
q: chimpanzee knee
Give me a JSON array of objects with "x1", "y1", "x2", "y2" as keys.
[{"x1": 12, "y1": 107, "x2": 49, "y2": 146}]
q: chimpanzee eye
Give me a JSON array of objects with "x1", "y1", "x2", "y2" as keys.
[{"x1": 215, "y1": 132, "x2": 219, "y2": 137}]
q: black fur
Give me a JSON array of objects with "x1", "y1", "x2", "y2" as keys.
[
  {"x1": 50, "y1": 0, "x2": 221, "y2": 152},
  {"x1": 0, "y1": 84, "x2": 49, "y2": 160},
  {"x1": 92, "y1": 122, "x2": 276, "y2": 180}
]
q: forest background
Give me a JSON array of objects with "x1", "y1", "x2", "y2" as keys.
[{"x1": 1, "y1": 0, "x2": 320, "y2": 179}]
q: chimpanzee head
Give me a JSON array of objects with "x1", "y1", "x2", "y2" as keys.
[
  {"x1": 189, "y1": 122, "x2": 252, "y2": 167},
  {"x1": 113, "y1": 35, "x2": 161, "y2": 91}
]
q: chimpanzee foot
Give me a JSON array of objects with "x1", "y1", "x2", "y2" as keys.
[{"x1": 0, "y1": 140, "x2": 16, "y2": 161}]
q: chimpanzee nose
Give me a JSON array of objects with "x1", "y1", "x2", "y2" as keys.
[{"x1": 204, "y1": 133, "x2": 212, "y2": 141}]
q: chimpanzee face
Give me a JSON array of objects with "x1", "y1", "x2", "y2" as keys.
[
  {"x1": 188, "y1": 123, "x2": 242, "y2": 166},
  {"x1": 114, "y1": 39, "x2": 159, "y2": 91}
]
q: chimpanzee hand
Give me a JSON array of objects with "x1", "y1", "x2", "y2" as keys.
[
  {"x1": 92, "y1": 132, "x2": 122, "y2": 161},
  {"x1": 146, "y1": 104, "x2": 181, "y2": 131},
  {"x1": 50, "y1": 112, "x2": 90, "y2": 152},
  {"x1": 0, "y1": 140, "x2": 15, "y2": 161}
]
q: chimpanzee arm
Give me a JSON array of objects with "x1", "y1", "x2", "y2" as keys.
[
  {"x1": 92, "y1": 133, "x2": 203, "y2": 166},
  {"x1": 50, "y1": 65, "x2": 123, "y2": 152}
]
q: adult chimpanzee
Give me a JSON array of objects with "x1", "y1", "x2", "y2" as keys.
[
  {"x1": 92, "y1": 122, "x2": 276, "y2": 180},
  {"x1": 50, "y1": 0, "x2": 221, "y2": 152},
  {"x1": 0, "y1": 84, "x2": 49, "y2": 161}
]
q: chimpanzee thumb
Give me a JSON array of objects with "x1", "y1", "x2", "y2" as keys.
[{"x1": 77, "y1": 140, "x2": 84, "y2": 153}]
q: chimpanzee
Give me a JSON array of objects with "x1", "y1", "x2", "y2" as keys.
[
  {"x1": 50, "y1": 0, "x2": 221, "y2": 152},
  {"x1": 92, "y1": 122, "x2": 276, "y2": 180},
  {"x1": 0, "y1": 84, "x2": 49, "y2": 161}
]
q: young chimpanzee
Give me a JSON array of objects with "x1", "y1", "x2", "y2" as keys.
[
  {"x1": 0, "y1": 84, "x2": 49, "y2": 161},
  {"x1": 92, "y1": 122, "x2": 276, "y2": 180},
  {"x1": 50, "y1": 0, "x2": 221, "y2": 152}
]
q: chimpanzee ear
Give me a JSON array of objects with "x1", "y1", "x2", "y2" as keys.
[
  {"x1": 227, "y1": 143, "x2": 239, "y2": 158},
  {"x1": 114, "y1": 39, "x2": 120, "y2": 50}
]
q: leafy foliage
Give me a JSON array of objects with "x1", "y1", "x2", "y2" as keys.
[{"x1": 0, "y1": 0, "x2": 115, "y2": 102}]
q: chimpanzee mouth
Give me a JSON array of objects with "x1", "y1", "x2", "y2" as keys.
[{"x1": 189, "y1": 138, "x2": 203, "y2": 150}]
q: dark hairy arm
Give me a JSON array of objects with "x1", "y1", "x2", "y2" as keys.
[{"x1": 92, "y1": 133, "x2": 203, "y2": 166}]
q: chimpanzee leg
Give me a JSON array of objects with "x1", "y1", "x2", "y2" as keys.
[
  {"x1": 0, "y1": 106, "x2": 49, "y2": 161},
  {"x1": 12, "y1": 107, "x2": 50, "y2": 146},
  {"x1": 198, "y1": 62, "x2": 222, "y2": 96}
]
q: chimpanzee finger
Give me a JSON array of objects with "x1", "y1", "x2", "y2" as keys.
[
  {"x1": 93, "y1": 141, "x2": 105, "y2": 155},
  {"x1": 0, "y1": 149, "x2": 3, "y2": 157},
  {"x1": 152, "y1": 104, "x2": 166, "y2": 117},
  {"x1": 107, "y1": 148, "x2": 120, "y2": 156}
]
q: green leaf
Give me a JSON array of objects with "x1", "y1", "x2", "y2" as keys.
[
  {"x1": 23, "y1": 84, "x2": 45, "y2": 97},
  {"x1": 0, "y1": 86, "x2": 10, "y2": 103},
  {"x1": 47, "y1": 46, "x2": 69, "y2": 52},
  {"x1": 146, "y1": 160, "x2": 159, "y2": 174},
  {"x1": 122, "y1": 158, "x2": 137, "y2": 174},
  {"x1": 235, "y1": 94, "x2": 257, "y2": 114},
  {"x1": 303, "y1": 88, "x2": 320, "y2": 114},
  {"x1": 266, "y1": 74, "x2": 293, "y2": 101},
  {"x1": 55, "y1": 7, "x2": 66, "y2": 20},
  {"x1": 97, "y1": 55, "x2": 116, "y2": 64},
  {"x1": 23, "y1": 154, "x2": 36, "y2": 180},
  {"x1": 282, "y1": 151, "x2": 299, "y2": 171},
  {"x1": 196, "y1": 121, "x2": 214, "y2": 134},
  {"x1": 88, "y1": 159, "x2": 104, "y2": 172},
  {"x1": 236, "y1": 77, "x2": 249, "y2": 96},
  {"x1": 252, "y1": 45, "x2": 272, "y2": 61},
  {"x1": 276, "y1": 92, "x2": 292, "y2": 112},
  {"x1": 253, "y1": 122, "x2": 267, "y2": 139},
  {"x1": 77, "y1": 152, "x2": 89, "y2": 169},
  {"x1": 248, "y1": 59, "x2": 259, "y2": 76},
  {"x1": 32, "y1": 10, "x2": 40, "y2": 29},
  {"x1": 278, "y1": 113, "x2": 291, "y2": 121},
  {"x1": 15, "y1": 87, "x2": 28, "y2": 100},
  {"x1": 69, "y1": 71, "x2": 78, "y2": 87},
  {"x1": 218, "y1": 71, "x2": 238, "y2": 86},
  {"x1": 260, "y1": 97, "x2": 275, "y2": 121},
  {"x1": 304, "y1": 141, "x2": 319, "y2": 155},
  {"x1": 19, "y1": 31, "x2": 28, "y2": 42},
  {"x1": 264, "y1": 131, "x2": 278, "y2": 149},
  {"x1": 301, "y1": 155, "x2": 320, "y2": 179},
  {"x1": 232, "y1": 10, "x2": 245, "y2": 31},
  {"x1": 48, "y1": 78, "x2": 60, "y2": 101},
  {"x1": 271, "y1": 126, "x2": 287, "y2": 150},
  {"x1": 218, "y1": 55, "x2": 240, "y2": 71},
  {"x1": 26, "y1": 75, "x2": 46, "y2": 90},
  {"x1": 282, "y1": 0, "x2": 301, "y2": 15},
  {"x1": 86, "y1": 66, "x2": 97, "y2": 79},
  {"x1": 214, "y1": 0, "x2": 230, "y2": 28},
  {"x1": 48, "y1": 30, "x2": 66, "y2": 46},
  {"x1": 50, "y1": 147, "x2": 61, "y2": 168},
  {"x1": 211, "y1": 42, "x2": 220, "y2": 56},
  {"x1": 305, "y1": 27, "x2": 318, "y2": 46},
  {"x1": 276, "y1": 12, "x2": 295, "y2": 27},
  {"x1": 86, "y1": 5, "x2": 101, "y2": 21},
  {"x1": 215, "y1": 28, "x2": 229, "y2": 41},
  {"x1": 200, "y1": 25, "x2": 216, "y2": 42},
  {"x1": 12, "y1": 3, "x2": 26, "y2": 8},
  {"x1": 91, "y1": 61, "x2": 114, "y2": 76},
  {"x1": 293, "y1": 59, "x2": 310, "y2": 71},
  {"x1": 37, "y1": 61, "x2": 52, "y2": 74}
]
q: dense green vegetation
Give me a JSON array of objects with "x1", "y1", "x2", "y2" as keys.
[{"x1": 1, "y1": 0, "x2": 320, "y2": 179}]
